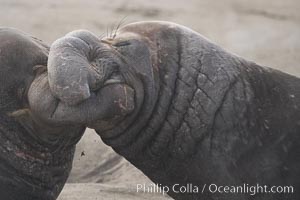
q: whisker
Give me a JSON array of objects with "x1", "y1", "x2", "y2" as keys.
[
  {"x1": 113, "y1": 16, "x2": 128, "y2": 39},
  {"x1": 110, "y1": 22, "x2": 116, "y2": 39},
  {"x1": 106, "y1": 25, "x2": 109, "y2": 38},
  {"x1": 98, "y1": 32, "x2": 105, "y2": 40}
]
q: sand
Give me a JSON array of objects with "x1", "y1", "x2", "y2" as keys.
[
  {"x1": 0, "y1": 0, "x2": 299, "y2": 199},
  {"x1": 59, "y1": 184, "x2": 171, "y2": 200}
]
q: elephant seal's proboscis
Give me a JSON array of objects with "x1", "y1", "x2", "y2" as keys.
[{"x1": 0, "y1": 27, "x2": 136, "y2": 200}]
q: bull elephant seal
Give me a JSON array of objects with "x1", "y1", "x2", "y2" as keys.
[
  {"x1": 0, "y1": 28, "x2": 104, "y2": 199},
  {"x1": 48, "y1": 21, "x2": 300, "y2": 200}
]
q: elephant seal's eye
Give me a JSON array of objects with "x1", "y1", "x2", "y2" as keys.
[{"x1": 113, "y1": 41, "x2": 131, "y2": 47}]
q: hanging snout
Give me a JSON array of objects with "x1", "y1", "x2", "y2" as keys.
[{"x1": 48, "y1": 30, "x2": 104, "y2": 105}]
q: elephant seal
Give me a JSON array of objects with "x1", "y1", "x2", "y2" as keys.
[
  {"x1": 48, "y1": 21, "x2": 300, "y2": 200},
  {"x1": 0, "y1": 28, "x2": 99, "y2": 200}
]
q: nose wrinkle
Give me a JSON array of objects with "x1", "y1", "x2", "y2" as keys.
[
  {"x1": 48, "y1": 30, "x2": 118, "y2": 106},
  {"x1": 55, "y1": 81, "x2": 91, "y2": 106}
]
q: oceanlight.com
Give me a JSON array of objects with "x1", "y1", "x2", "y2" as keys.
[{"x1": 136, "y1": 183, "x2": 294, "y2": 196}]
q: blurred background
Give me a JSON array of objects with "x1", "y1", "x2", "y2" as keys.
[{"x1": 1, "y1": 0, "x2": 299, "y2": 199}]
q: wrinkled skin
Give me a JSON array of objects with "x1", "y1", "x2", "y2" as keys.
[
  {"x1": 0, "y1": 28, "x2": 90, "y2": 200},
  {"x1": 49, "y1": 21, "x2": 300, "y2": 200}
]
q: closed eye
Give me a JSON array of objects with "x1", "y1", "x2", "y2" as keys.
[{"x1": 113, "y1": 41, "x2": 131, "y2": 47}]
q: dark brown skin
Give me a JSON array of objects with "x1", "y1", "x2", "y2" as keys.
[
  {"x1": 48, "y1": 21, "x2": 300, "y2": 200},
  {"x1": 0, "y1": 28, "x2": 88, "y2": 200}
]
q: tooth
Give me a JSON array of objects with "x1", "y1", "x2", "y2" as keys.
[{"x1": 104, "y1": 79, "x2": 120, "y2": 85}]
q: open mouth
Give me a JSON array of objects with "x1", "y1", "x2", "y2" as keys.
[{"x1": 103, "y1": 72, "x2": 125, "y2": 86}]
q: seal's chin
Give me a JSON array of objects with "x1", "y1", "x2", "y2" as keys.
[{"x1": 28, "y1": 72, "x2": 135, "y2": 127}]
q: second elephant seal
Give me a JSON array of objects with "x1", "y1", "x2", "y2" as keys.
[{"x1": 48, "y1": 21, "x2": 300, "y2": 200}]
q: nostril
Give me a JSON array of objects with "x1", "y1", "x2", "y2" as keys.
[{"x1": 90, "y1": 84, "x2": 101, "y2": 92}]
